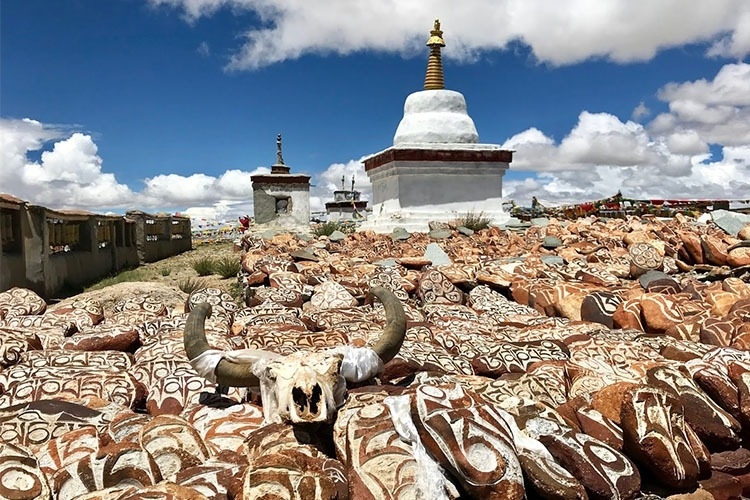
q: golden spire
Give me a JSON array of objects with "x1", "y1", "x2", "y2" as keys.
[{"x1": 424, "y1": 19, "x2": 446, "y2": 90}]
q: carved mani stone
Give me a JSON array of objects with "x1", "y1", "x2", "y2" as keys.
[
  {"x1": 416, "y1": 269, "x2": 464, "y2": 305},
  {"x1": 240, "y1": 449, "x2": 348, "y2": 500},
  {"x1": 629, "y1": 242, "x2": 663, "y2": 278},
  {"x1": 471, "y1": 339, "x2": 570, "y2": 377},
  {"x1": 342, "y1": 400, "x2": 430, "y2": 499},
  {"x1": 173, "y1": 459, "x2": 245, "y2": 500},
  {"x1": 50, "y1": 440, "x2": 161, "y2": 500},
  {"x1": 181, "y1": 402, "x2": 265, "y2": 457},
  {"x1": 412, "y1": 383, "x2": 525, "y2": 500},
  {"x1": 646, "y1": 365, "x2": 741, "y2": 450},
  {"x1": 526, "y1": 417, "x2": 641, "y2": 500},
  {"x1": 620, "y1": 385, "x2": 699, "y2": 489},
  {"x1": 580, "y1": 291, "x2": 622, "y2": 329},
  {"x1": 0, "y1": 442, "x2": 51, "y2": 500},
  {"x1": 139, "y1": 414, "x2": 211, "y2": 481}
]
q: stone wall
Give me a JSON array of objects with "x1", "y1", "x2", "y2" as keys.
[
  {"x1": 252, "y1": 182, "x2": 310, "y2": 229},
  {"x1": 0, "y1": 197, "x2": 191, "y2": 299},
  {"x1": 126, "y1": 211, "x2": 193, "y2": 263}
]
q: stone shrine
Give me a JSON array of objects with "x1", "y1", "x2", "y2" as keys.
[
  {"x1": 325, "y1": 175, "x2": 368, "y2": 222},
  {"x1": 359, "y1": 20, "x2": 513, "y2": 233},
  {"x1": 251, "y1": 134, "x2": 311, "y2": 232}
]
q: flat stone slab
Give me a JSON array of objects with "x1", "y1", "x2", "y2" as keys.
[
  {"x1": 711, "y1": 210, "x2": 750, "y2": 236},
  {"x1": 428, "y1": 229, "x2": 452, "y2": 239},
  {"x1": 329, "y1": 230, "x2": 347, "y2": 242},
  {"x1": 424, "y1": 243, "x2": 452, "y2": 267}
]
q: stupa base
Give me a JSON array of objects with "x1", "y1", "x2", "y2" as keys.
[{"x1": 358, "y1": 198, "x2": 510, "y2": 234}]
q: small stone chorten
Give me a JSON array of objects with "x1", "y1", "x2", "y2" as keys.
[
  {"x1": 251, "y1": 134, "x2": 311, "y2": 232},
  {"x1": 325, "y1": 175, "x2": 368, "y2": 222},
  {"x1": 359, "y1": 19, "x2": 513, "y2": 233}
]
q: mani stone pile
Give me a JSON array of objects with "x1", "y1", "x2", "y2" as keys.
[{"x1": 1, "y1": 213, "x2": 750, "y2": 500}]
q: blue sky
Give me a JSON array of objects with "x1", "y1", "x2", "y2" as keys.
[{"x1": 2, "y1": 0, "x2": 749, "y2": 222}]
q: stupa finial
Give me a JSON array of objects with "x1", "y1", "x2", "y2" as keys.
[
  {"x1": 275, "y1": 134, "x2": 284, "y2": 165},
  {"x1": 424, "y1": 19, "x2": 445, "y2": 90}
]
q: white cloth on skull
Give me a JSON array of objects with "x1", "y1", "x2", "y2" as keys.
[
  {"x1": 189, "y1": 348, "x2": 281, "y2": 384},
  {"x1": 189, "y1": 346, "x2": 382, "y2": 385},
  {"x1": 328, "y1": 346, "x2": 384, "y2": 383}
]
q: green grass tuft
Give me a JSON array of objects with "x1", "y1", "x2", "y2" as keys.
[
  {"x1": 312, "y1": 221, "x2": 356, "y2": 237},
  {"x1": 228, "y1": 281, "x2": 244, "y2": 304},
  {"x1": 458, "y1": 210, "x2": 491, "y2": 231},
  {"x1": 214, "y1": 256, "x2": 240, "y2": 279},
  {"x1": 178, "y1": 277, "x2": 205, "y2": 294},
  {"x1": 160, "y1": 267, "x2": 171, "y2": 276},
  {"x1": 192, "y1": 256, "x2": 216, "y2": 276},
  {"x1": 312, "y1": 221, "x2": 340, "y2": 237}
]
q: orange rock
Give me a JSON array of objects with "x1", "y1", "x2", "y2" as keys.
[
  {"x1": 640, "y1": 293, "x2": 684, "y2": 333},
  {"x1": 590, "y1": 381, "x2": 640, "y2": 424},
  {"x1": 705, "y1": 291, "x2": 741, "y2": 317},
  {"x1": 395, "y1": 256, "x2": 431, "y2": 268},
  {"x1": 728, "y1": 247, "x2": 750, "y2": 267},
  {"x1": 679, "y1": 231, "x2": 704, "y2": 264},
  {"x1": 701, "y1": 236, "x2": 729, "y2": 266},
  {"x1": 613, "y1": 298, "x2": 645, "y2": 331},
  {"x1": 723, "y1": 278, "x2": 750, "y2": 297}
]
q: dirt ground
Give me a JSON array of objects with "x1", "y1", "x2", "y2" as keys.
[
  {"x1": 134, "y1": 240, "x2": 240, "y2": 290},
  {"x1": 57, "y1": 240, "x2": 242, "y2": 314}
]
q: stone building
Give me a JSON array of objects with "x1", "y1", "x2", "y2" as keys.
[
  {"x1": 251, "y1": 134, "x2": 311, "y2": 232},
  {"x1": 325, "y1": 175, "x2": 368, "y2": 222},
  {"x1": 359, "y1": 20, "x2": 513, "y2": 233}
]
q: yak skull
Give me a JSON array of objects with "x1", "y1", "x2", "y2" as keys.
[
  {"x1": 258, "y1": 350, "x2": 346, "y2": 423},
  {"x1": 184, "y1": 286, "x2": 407, "y2": 425}
]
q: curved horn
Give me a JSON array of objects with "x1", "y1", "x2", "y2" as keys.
[
  {"x1": 184, "y1": 302, "x2": 260, "y2": 387},
  {"x1": 368, "y1": 286, "x2": 407, "y2": 364}
]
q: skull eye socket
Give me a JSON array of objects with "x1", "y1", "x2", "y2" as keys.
[
  {"x1": 292, "y1": 384, "x2": 323, "y2": 414},
  {"x1": 309, "y1": 384, "x2": 322, "y2": 414}
]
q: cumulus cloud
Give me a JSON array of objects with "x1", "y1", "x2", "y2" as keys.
[
  {"x1": 0, "y1": 119, "x2": 137, "y2": 209},
  {"x1": 150, "y1": 0, "x2": 750, "y2": 69},
  {"x1": 502, "y1": 112, "x2": 692, "y2": 176},
  {"x1": 506, "y1": 145, "x2": 750, "y2": 206},
  {"x1": 650, "y1": 63, "x2": 750, "y2": 146},
  {"x1": 631, "y1": 102, "x2": 650, "y2": 121},
  {"x1": 708, "y1": 9, "x2": 750, "y2": 58},
  {"x1": 503, "y1": 63, "x2": 750, "y2": 205},
  {"x1": 0, "y1": 117, "x2": 267, "y2": 219},
  {"x1": 308, "y1": 158, "x2": 372, "y2": 213}
]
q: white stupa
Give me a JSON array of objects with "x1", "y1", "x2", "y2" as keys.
[{"x1": 358, "y1": 19, "x2": 512, "y2": 233}]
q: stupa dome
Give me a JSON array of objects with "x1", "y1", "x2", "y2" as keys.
[{"x1": 393, "y1": 89, "x2": 479, "y2": 145}]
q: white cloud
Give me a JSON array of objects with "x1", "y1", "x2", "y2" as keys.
[
  {"x1": 505, "y1": 145, "x2": 750, "y2": 206},
  {"x1": 631, "y1": 101, "x2": 650, "y2": 121},
  {"x1": 708, "y1": 9, "x2": 750, "y2": 58},
  {"x1": 0, "y1": 119, "x2": 137, "y2": 209},
  {"x1": 197, "y1": 41, "x2": 211, "y2": 57},
  {"x1": 503, "y1": 112, "x2": 691, "y2": 176},
  {"x1": 0, "y1": 117, "x2": 267, "y2": 219},
  {"x1": 502, "y1": 63, "x2": 750, "y2": 205},
  {"x1": 310, "y1": 158, "x2": 372, "y2": 212},
  {"x1": 650, "y1": 63, "x2": 750, "y2": 147},
  {"x1": 150, "y1": 0, "x2": 750, "y2": 69},
  {"x1": 183, "y1": 200, "x2": 255, "y2": 225}
]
